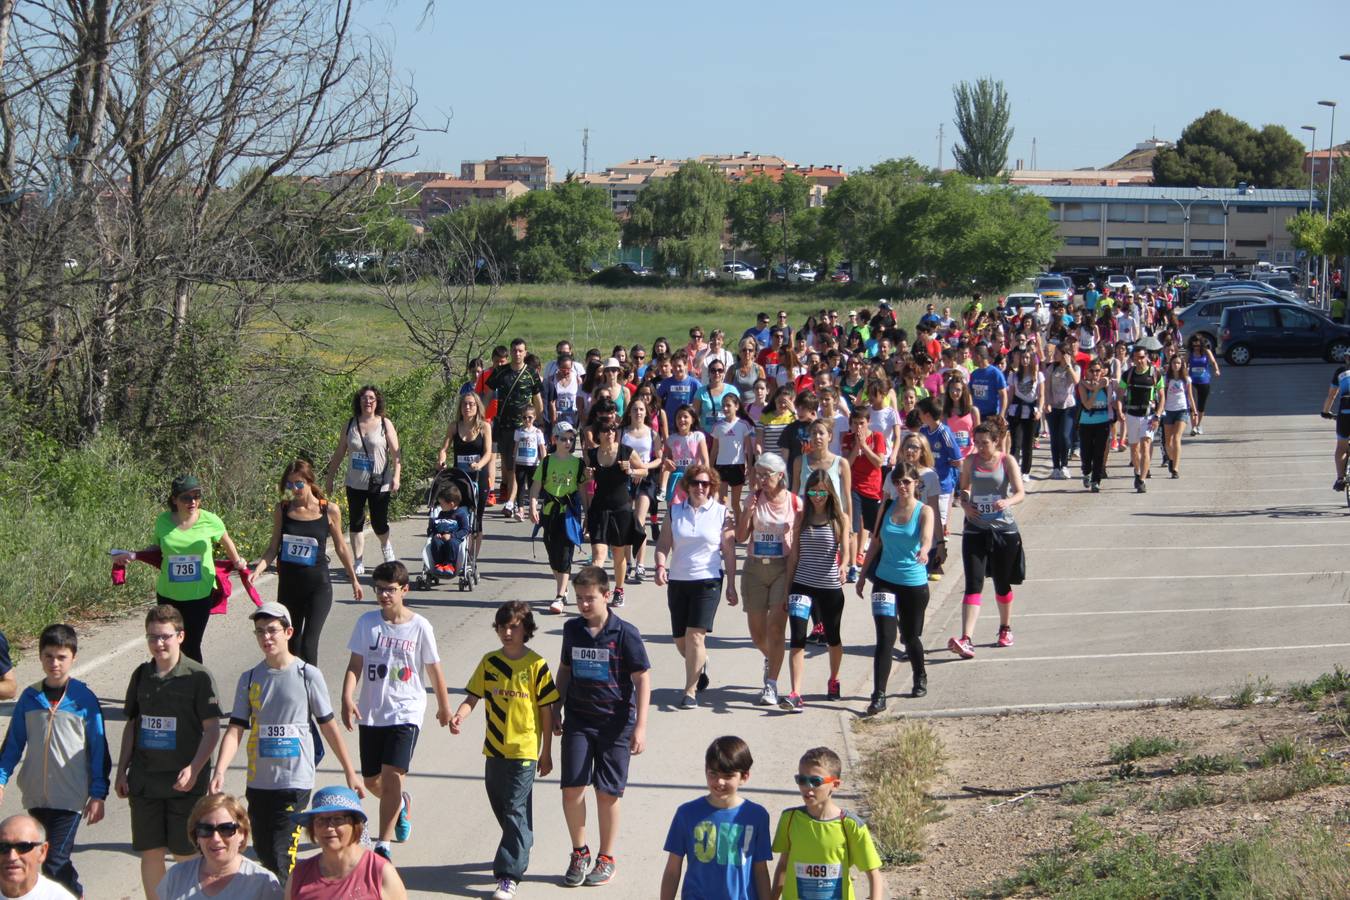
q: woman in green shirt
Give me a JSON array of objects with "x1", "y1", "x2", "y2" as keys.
[{"x1": 117, "y1": 475, "x2": 246, "y2": 662}]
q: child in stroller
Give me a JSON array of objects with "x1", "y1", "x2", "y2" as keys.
[
  {"x1": 428, "y1": 484, "x2": 470, "y2": 573},
  {"x1": 415, "y1": 467, "x2": 480, "y2": 591}
]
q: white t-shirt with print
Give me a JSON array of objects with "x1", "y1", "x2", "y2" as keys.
[{"x1": 346, "y1": 611, "x2": 440, "y2": 727}]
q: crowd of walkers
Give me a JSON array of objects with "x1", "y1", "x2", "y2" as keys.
[{"x1": 0, "y1": 281, "x2": 1217, "y2": 900}]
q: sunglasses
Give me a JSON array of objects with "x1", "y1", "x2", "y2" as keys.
[
  {"x1": 194, "y1": 822, "x2": 242, "y2": 839},
  {"x1": 709, "y1": 368, "x2": 724, "y2": 374},
  {"x1": 806, "y1": 490, "x2": 829, "y2": 498},
  {"x1": 598, "y1": 426, "x2": 619, "y2": 433},
  {"x1": 896, "y1": 478, "x2": 916, "y2": 486},
  {"x1": 687, "y1": 480, "x2": 711, "y2": 488},
  {"x1": 177, "y1": 492, "x2": 203, "y2": 502},
  {"x1": 312, "y1": 814, "x2": 355, "y2": 829},
  {"x1": 0, "y1": 841, "x2": 42, "y2": 856},
  {"x1": 285, "y1": 480, "x2": 305, "y2": 490},
  {"x1": 793, "y1": 774, "x2": 840, "y2": 788}
]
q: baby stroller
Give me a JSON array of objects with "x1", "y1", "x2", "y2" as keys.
[{"x1": 414, "y1": 466, "x2": 479, "y2": 592}]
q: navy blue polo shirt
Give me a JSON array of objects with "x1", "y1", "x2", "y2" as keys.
[{"x1": 560, "y1": 612, "x2": 650, "y2": 728}]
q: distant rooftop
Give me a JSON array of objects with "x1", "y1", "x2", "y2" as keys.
[{"x1": 1011, "y1": 184, "x2": 1314, "y2": 205}]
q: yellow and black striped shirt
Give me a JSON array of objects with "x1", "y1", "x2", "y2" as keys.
[{"x1": 465, "y1": 649, "x2": 559, "y2": 759}]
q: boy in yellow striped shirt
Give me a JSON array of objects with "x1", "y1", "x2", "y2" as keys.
[{"x1": 451, "y1": 601, "x2": 560, "y2": 900}]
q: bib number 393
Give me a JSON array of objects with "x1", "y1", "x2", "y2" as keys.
[{"x1": 794, "y1": 862, "x2": 843, "y2": 900}]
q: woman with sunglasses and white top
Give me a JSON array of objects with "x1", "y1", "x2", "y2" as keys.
[
  {"x1": 323, "y1": 386, "x2": 401, "y2": 576},
  {"x1": 157, "y1": 794, "x2": 281, "y2": 899},
  {"x1": 654, "y1": 464, "x2": 738, "y2": 710},
  {"x1": 252, "y1": 460, "x2": 361, "y2": 665},
  {"x1": 780, "y1": 470, "x2": 849, "y2": 712},
  {"x1": 856, "y1": 464, "x2": 934, "y2": 716}
]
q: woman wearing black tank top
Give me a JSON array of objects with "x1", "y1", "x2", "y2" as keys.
[{"x1": 253, "y1": 460, "x2": 361, "y2": 664}]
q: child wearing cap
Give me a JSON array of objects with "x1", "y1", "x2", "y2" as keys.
[
  {"x1": 511, "y1": 408, "x2": 548, "y2": 523},
  {"x1": 450, "y1": 601, "x2": 560, "y2": 900},
  {"x1": 210, "y1": 602, "x2": 362, "y2": 878},
  {"x1": 289, "y1": 785, "x2": 406, "y2": 897}
]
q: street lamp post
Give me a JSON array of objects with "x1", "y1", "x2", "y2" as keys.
[
  {"x1": 1302, "y1": 124, "x2": 1317, "y2": 296},
  {"x1": 1169, "y1": 196, "x2": 1192, "y2": 257},
  {"x1": 1318, "y1": 100, "x2": 1337, "y2": 305},
  {"x1": 1195, "y1": 187, "x2": 1231, "y2": 267}
]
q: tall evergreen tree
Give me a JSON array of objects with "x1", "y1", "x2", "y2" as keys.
[{"x1": 952, "y1": 78, "x2": 1014, "y2": 178}]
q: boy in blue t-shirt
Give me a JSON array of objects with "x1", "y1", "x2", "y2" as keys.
[
  {"x1": 657, "y1": 355, "x2": 702, "y2": 432},
  {"x1": 967, "y1": 345, "x2": 1007, "y2": 419},
  {"x1": 660, "y1": 736, "x2": 771, "y2": 900}
]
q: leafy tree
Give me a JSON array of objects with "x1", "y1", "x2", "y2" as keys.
[
  {"x1": 625, "y1": 162, "x2": 729, "y2": 277},
  {"x1": 820, "y1": 158, "x2": 932, "y2": 282},
  {"x1": 728, "y1": 172, "x2": 811, "y2": 267},
  {"x1": 881, "y1": 177, "x2": 1057, "y2": 290},
  {"x1": 788, "y1": 206, "x2": 841, "y2": 278},
  {"x1": 358, "y1": 184, "x2": 419, "y2": 254},
  {"x1": 1325, "y1": 209, "x2": 1350, "y2": 259},
  {"x1": 952, "y1": 78, "x2": 1014, "y2": 178},
  {"x1": 425, "y1": 201, "x2": 517, "y2": 278},
  {"x1": 509, "y1": 181, "x2": 619, "y2": 281},
  {"x1": 1153, "y1": 110, "x2": 1304, "y2": 188},
  {"x1": 1286, "y1": 210, "x2": 1327, "y2": 256},
  {"x1": 1316, "y1": 162, "x2": 1350, "y2": 219}
]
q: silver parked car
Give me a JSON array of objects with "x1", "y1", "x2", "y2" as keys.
[{"x1": 1176, "y1": 293, "x2": 1279, "y2": 350}]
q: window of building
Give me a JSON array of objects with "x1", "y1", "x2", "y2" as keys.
[
  {"x1": 1235, "y1": 239, "x2": 1267, "y2": 248},
  {"x1": 1147, "y1": 205, "x2": 1185, "y2": 224},
  {"x1": 1147, "y1": 239, "x2": 1183, "y2": 256},
  {"x1": 1064, "y1": 236, "x2": 1100, "y2": 246},
  {"x1": 1193, "y1": 207, "x2": 1225, "y2": 226},
  {"x1": 1048, "y1": 204, "x2": 1061, "y2": 221},
  {"x1": 1062, "y1": 203, "x2": 1100, "y2": 222},
  {"x1": 1235, "y1": 206, "x2": 1268, "y2": 214},
  {"x1": 1106, "y1": 204, "x2": 1145, "y2": 223},
  {"x1": 1106, "y1": 238, "x2": 1143, "y2": 257}
]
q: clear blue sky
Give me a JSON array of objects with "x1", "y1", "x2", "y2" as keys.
[{"x1": 360, "y1": 0, "x2": 1350, "y2": 176}]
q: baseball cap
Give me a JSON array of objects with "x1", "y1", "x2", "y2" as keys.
[
  {"x1": 250, "y1": 601, "x2": 291, "y2": 626},
  {"x1": 552, "y1": 421, "x2": 577, "y2": 438},
  {"x1": 170, "y1": 474, "x2": 201, "y2": 495}
]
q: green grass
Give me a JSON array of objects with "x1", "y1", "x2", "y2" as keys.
[
  {"x1": 1243, "y1": 749, "x2": 1349, "y2": 802},
  {"x1": 1109, "y1": 736, "x2": 1183, "y2": 764},
  {"x1": 979, "y1": 819, "x2": 1350, "y2": 899},
  {"x1": 1147, "y1": 780, "x2": 1218, "y2": 812},
  {"x1": 1174, "y1": 693, "x2": 1218, "y2": 710},
  {"x1": 266, "y1": 279, "x2": 933, "y2": 381},
  {"x1": 1058, "y1": 781, "x2": 1107, "y2": 805},
  {"x1": 1231, "y1": 676, "x2": 1276, "y2": 708},
  {"x1": 1287, "y1": 666, "x2": 1350, "y2": 706},
  {"x1": 1174, "y1": 754, "x2": 1247, "y2": 776},
  {"x1": 859, "y1": 723, "x2": 947, "y2": 865},
  {"x1": 1256, "y1": 738, "x2": 1298, "y2": 768}
]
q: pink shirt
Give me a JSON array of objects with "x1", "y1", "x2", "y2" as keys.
[{"x1": 291, "y1": 851, "x2": 386, "y2": 900}]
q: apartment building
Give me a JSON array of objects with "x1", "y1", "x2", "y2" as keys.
[
  {"x1": 418, "y1": 178, "x2": 529, "y2": 218},
  {"x1": 1018, "y1": 185, "x2": 1317, "y2": 266},
  {"x1": 460, "y1": 156, "x2": 553, "y2": 191}
]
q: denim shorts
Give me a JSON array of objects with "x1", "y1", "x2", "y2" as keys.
[{"x1": 1161, "y1": 409, "x2": 1190, "y2": 427}]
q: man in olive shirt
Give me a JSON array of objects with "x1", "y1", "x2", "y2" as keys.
[
  {"x1": 487, "y1": 338, "x2": 544, "y2": 516},
  {"x1": 115, "y1": 605, "x2": 222, "y2": 900}
]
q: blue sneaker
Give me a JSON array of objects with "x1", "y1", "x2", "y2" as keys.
[{"x1": 394, "y1": 791, "x2": 411, "y2": 842}]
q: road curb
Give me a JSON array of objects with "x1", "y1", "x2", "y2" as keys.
[{"x1": 874, "y1": 695, "x2": 1239, "y2": 720}]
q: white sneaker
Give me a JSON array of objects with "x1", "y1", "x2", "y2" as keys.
[
  {"x1": 548, "y1": 596, "x2": 565, "y2": 615},
  {"x1": 353, "y1": 559, "x2": 365, "y2": 577},
  {"x1": 492, "y1": 878, "x2": 518, "y2": 900},
  {"x1": 1195, "y1": 425, "x2": 1204, "y2": 435},
  {"x1": 381, "y1": 543, "x2": 397, "y2": 564},
  {"x1": 758, "y1": 681, "x2": 778, "y2": 706}
]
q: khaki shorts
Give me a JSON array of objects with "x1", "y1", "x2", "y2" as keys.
[{"x1": 740, "y1": 557, "x2": 788, "y2": 614}]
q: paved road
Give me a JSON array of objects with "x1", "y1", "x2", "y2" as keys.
[{"x1": 3, "y1": 361, "x2": 1347, "y2": 898}]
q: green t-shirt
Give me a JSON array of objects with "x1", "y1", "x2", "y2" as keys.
[
  {"x1": 124, "y1": 656, "x2": 222, "y2": 799},
  {"x1": 153, "y1": 510, "x2": 225, "y2": 601},
  {"x1": 771, "y1": 807, "x2": 882, "y2": 900}
]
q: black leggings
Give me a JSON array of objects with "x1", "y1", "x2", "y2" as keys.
[
  {"x1": 870, "y1": 579, "x2": 928, "y2": 695},
  {"x1": 1079, "y1": 421, "x2": 1109, "y2": 485},
  {"x1": 514, "y1": 464, "x2": 538, "y2": 505},
  {"x1": 162, "y1": 595, "x2": 212, "y2": 663},
  {"x1": 1009, "y1": 416, "x2": 1037, "y2": 473},
  {"x1": 346, "y1": 486, "x2": 391, "y2": 534},
  {"x1": 542, "y1": 511, "x2": 575, "y2": 575},
  {"x1": 278, "y1": 575, "x2": 333, "y2": 665},
  {"x1": 1193, "y1": 382, "x2": 1211, "y2": 414},
  {"x1": 786, "y1": 583, "x2": 844, "y2": 649}
]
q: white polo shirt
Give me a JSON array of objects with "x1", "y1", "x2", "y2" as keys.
[{"x1": 667, "y1": 500, "x2": 728, "y2": 580}]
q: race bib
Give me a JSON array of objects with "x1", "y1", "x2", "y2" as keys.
[
  {"x1": 871, "y1": 591, "x2": 897, "y2": 618},
  {"x1": 351, "y1": 452, "x2": 374, "y2": 472},
  {"x1": 515, "y1": 443, "x2": 539, "y2": 465},
  {"x1": 793, "y1": 862, "x2": 843, "y2": 900},
  {"x1": 167, "y1": 555, "x2": 202, "y2": 583},
  {"x1": 787, "y1": 593, "x2": 813, "y2": 620},
  {"x1": 140, "y1": 715, "x2": 177, "y2": 751},
  {"x1": 257, "y1": 723, "x2": 305, "y2": 759},
  {"x1": 556, "y1": 396, "x2": 575, "y2": 412},
  {"x1": 455, "y1": 454, "x2": 480, "y2": 470},
  {"x1": 752, "y1": 531, "x2": 785, "y2": 558},
  {"x1": 971, "y1": 383, "x2": 988, "y2": 399},
  {"x1": 764, "y1": 364, "x2": 780, "y2": 378},
  {"x1": 954, "y1": 430, "x2": 971, "y2": 450},
  {"x1": 280, "y1": 534, "x2": 318, "y2": 567},
  {"x1": 571, "y1": 646, "x2": 610, "y2": 682},
  {"x1": 974, "y1": 494, "x2": 999, "y2": 517}
]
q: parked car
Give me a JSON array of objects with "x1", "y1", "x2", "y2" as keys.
[
  {"x1": 787, "y1": 264, "x2": 817, "y2": 284},
  {"x1": 719, "y1": 262, "x2": 755, "y2": 282},
  {"x1": 1002, "y1": 292, "x2": 1041, "y2": 319},
  {"x1": 618, "y1": 262, "x2": 652, "y2": 277},
  {"x1": 1217, "y1": 303, "x2": 1350, "y2": 365},
  {"x1": 1176, "y1": 293, "x2": 1280, "y2": 350},
  {"x1": 1105, "y1": 274, "x2": 1134, "y2": 293},
  {"x1": 1033, "y1": 276, "x2": 1071, "y2": 304},
  {"x1": 829, "y1": 269, "x2": 851, "y2": 283},
  {"x1": 1197, "y1": 280, "x2": 1300, "y2": 303}
]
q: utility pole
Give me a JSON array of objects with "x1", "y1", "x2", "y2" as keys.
[
  {"x1": 1031, "y1": 137, "x2": 1037, "y2": 171},
  {"x1": 937, "y1": 123, "x2": 943, "y2": 172},
  {"x1": 582, "y1": 127, "x2": 590, "y2": 176}
]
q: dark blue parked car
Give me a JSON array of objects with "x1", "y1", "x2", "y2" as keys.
[{"x1": 1217, "y1": 303, "x2": 1350, "y2": 366}]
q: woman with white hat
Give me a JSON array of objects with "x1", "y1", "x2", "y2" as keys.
[
  {"x1": 287, "y1": 786, "x2": 406, "y2": 899},
  {"x1": 598, "y1": 358, "x2": 630, "y2": 418}
]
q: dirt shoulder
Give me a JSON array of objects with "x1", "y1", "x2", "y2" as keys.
[{"x1": 856, "y1": 688, "x2": 1350, "y2": 898}]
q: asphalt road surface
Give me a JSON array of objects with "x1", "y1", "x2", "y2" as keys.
[{"x1": 3, "y1": 360, "x2": 1347, "y2": 898}]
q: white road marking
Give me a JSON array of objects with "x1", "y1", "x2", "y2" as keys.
[
  {"x1": 967, "y1": 643, "x2": 1350, "y2": 663},
  {"x1": 1025, "y1": 543, "x2": 1350, "y2": 551},
  {"x1": 1025, "y1": 570, "x2": 1350, "y2": 583},
  {"x1": 1018, "y1": 603, "x2": 1346, "y2": 617}
]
